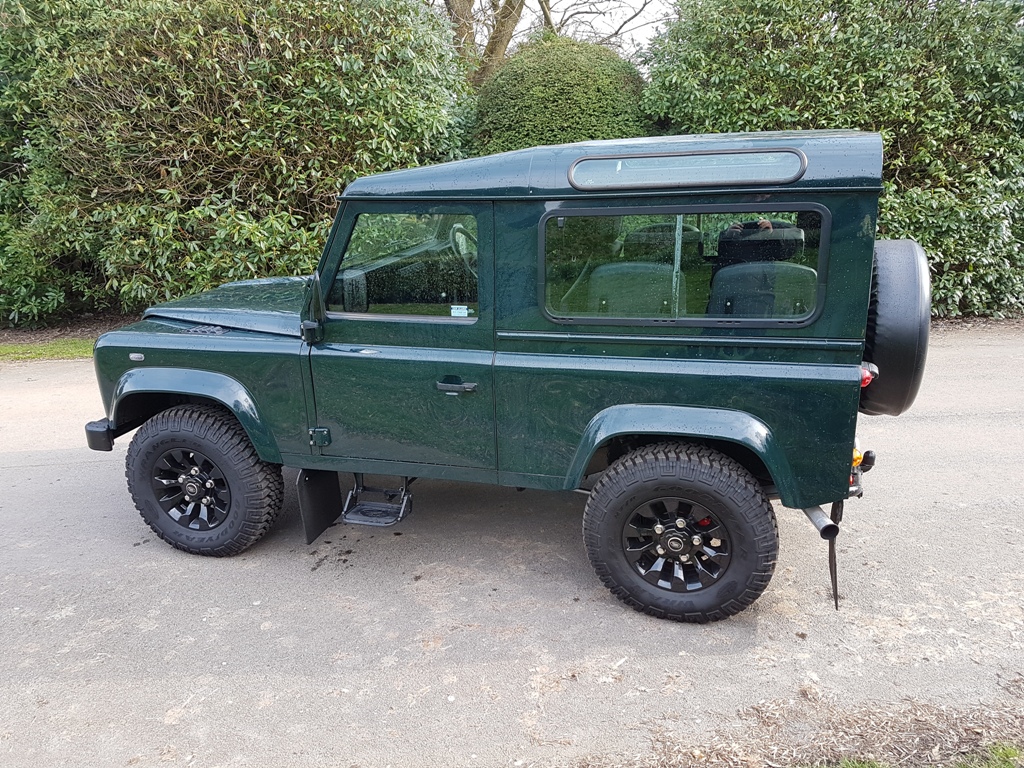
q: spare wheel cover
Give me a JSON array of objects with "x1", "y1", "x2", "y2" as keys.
[{"x1": 860, "y1": 239, "x2": 931, "y2": 416}]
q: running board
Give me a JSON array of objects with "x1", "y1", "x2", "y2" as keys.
[
  {"x1": 342, "y1": 473, "x2": 414, "y2": 527},
  {"x1": 297, "y1": 471, "x2": 416, "y2": 543}
]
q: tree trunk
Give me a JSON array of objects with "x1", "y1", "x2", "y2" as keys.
[
  {"x1": 470, "y1": 0, "x2": 526, "y2": 86},
  {"x1": 444, "y1": 0, "x2": 477, "y2": 56}
]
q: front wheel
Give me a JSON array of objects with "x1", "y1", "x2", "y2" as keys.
[
  {"x1": 583, "y1": 443, "x2": 778, "y2": 622},
  {"x1": 125, "y1": 404, "x2": 284, "y2": 556}
]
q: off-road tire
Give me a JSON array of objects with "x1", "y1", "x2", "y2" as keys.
[
  {"x1": 583, "y1": 442, "x2": 778, "y2": 623},
  {"x1": 126, "y1": 404, "x2": 284, "y2": 556}
]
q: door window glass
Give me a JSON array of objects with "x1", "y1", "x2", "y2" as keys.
[
  {"x1": 544, "y1": 210, "x2": 822, "y2": 321},
  {"x1": 327, "y1": 211, "x2": 479, "y2": 320}
]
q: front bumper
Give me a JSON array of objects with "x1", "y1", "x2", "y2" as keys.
[{"x1": 85, "y1": 418, "x2": 114, "y2": 451}]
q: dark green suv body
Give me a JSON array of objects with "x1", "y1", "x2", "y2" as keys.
[{"x1": 86, "y1": 130, "x2": 930, "y2": 622}]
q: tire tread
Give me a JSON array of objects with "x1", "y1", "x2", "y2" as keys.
[
  {"x1": 125, "y1": 404, "x2": 284, "y2": 557},
  {"x1": 583, "y1": 442, "x2": 778, "y2": 623}
]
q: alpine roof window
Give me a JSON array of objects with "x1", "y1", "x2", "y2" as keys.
[{"x1": 569, "y1": 150, "x2": 806, "y2": 191}]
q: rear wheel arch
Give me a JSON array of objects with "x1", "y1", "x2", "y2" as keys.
[
  {"x1": 565, "y1": 405, "x2": 795, "y2": 504},
  {"x1": 584, "y1": 434, "x2": 775, "y2": 492}
]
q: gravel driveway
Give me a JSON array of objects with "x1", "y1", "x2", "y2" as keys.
[{"x1": 1, "y1": 324, "x2": 1021, "y2": 767}]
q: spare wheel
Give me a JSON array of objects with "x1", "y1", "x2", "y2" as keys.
[{"x1": 860, "y1": 239, "x2": 931, "y2": 416}]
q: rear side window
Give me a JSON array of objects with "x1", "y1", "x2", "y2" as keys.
[{"x1": 543, "y1": 209, "x2": 824, "y2": 323}]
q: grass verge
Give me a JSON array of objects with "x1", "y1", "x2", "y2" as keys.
[
  {"x1": 0, "y1": 338, "x2": 95, "y2": 361},
  {"x1": 838, "y1": 744, "x2": 1022, "y2": 768}
]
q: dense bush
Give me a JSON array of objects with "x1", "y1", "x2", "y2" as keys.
[
  {"x1": 644, "y1": 0, "x2": 1024, "y2": 316},
  {"x1": 0, "y1": 0, "x2": 465, "y2": 324},
  {"x1": 471, "y1": 35, "x2": 647, "y2": 156}
]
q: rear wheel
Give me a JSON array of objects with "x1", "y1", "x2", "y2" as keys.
[
  {"x1": 583, "y1": 443, "x2": 778, "y2": 622},
  {"x1": 125, "y1": 405, "x2": 283, "y2": 556}
]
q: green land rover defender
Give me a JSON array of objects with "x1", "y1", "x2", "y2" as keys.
[{"x1": 86, "y1": 130, "x2": 930, "y2": 622}]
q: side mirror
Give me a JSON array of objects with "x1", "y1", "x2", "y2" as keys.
[{"x1": 300, "y1": 320, "x2": 321, "y2": 344}]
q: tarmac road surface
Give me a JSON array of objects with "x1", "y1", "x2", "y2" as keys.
[{"x1": 1, "y1": 323, "x2": 1022, "y2": 767}]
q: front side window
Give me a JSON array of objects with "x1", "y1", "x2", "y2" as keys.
[
  {"x1": 327, "y1": 210, "x2": 479, "y2": 320},
  {"x1": 544, "y1": 209, "x2": 823, "y2": 322}
]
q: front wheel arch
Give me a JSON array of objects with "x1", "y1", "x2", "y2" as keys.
[{"x1": 109, "y1": 368, "x2": 283, "y2": 464}]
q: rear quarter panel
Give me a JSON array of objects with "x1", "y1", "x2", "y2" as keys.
[{"x1": 493, "y1": 191, "x2": 875, "y2": 509}]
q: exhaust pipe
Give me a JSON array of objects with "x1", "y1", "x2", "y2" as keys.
[{"x1": 802, "y1": 505, "x2": 839, "y2": 540}]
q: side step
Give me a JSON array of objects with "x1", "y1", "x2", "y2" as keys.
[{"x1": 342, "y1": 473, "x2": 414, "y2": 528}]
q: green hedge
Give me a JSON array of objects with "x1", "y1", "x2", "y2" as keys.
[
  {"x1": 0, "y1": 0, "x2": 465, "y2": 324},
  {"x1": 471, "y1": 35, "x2": 647, "y2": 156},
  {"x1": 644, "y1": 0, "x2": 1024, "y2": 317}
]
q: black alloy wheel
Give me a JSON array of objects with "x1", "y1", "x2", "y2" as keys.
[
  {"x1": 126, "y1": 404, "x2": 283, "y2": 556},
  {"x1": 621, "y1": 497, "x2": 732, "y2": 593},
  {"x1": 584, "y1": 442, "x2": 778, "y2": 622},
  {"x1": 152, "y1": 448, "x2": 231, "y2": 531}
]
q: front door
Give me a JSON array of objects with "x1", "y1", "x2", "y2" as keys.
[{"x1": 310, "y1": 201, "x2": 496, "y2": 472}]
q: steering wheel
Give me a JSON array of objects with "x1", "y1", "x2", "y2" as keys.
[{"x1": 449, "y1": 223, "x2": 478, "y2": 278}]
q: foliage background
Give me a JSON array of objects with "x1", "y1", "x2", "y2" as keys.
[
  {"x1": 644, "y1": 0, "x2": 1024, "y2": 317},
  {"x1": 471, "y1": 34, "x2": 646, "y2": 155},
  {"x1": 0, "y1": 0, "x2": 465, "y2": 322},
  {"x1": 2, "y1": 0, "x2": 1023, "y2": 323}
]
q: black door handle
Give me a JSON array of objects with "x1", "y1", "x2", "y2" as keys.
[{"x1": 436, "y1": 381, "x2": 478, "y2": 393}]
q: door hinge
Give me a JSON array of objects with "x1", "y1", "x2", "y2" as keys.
[{"x1": 308, "y1": 427, "x2": 332, "y2": 447}]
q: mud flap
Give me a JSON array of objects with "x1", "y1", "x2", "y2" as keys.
[{"x1": 296, "y1": 469, "x2": 343, "y2": 544}]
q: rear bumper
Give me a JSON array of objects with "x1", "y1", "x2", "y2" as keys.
[{"x1": 85, "y1": 418, "x2": 114, "y2": 451}]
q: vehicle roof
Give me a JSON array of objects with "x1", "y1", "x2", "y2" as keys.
[{"x1": 341, "y1": 130, "x2": 883, "y2": 200}]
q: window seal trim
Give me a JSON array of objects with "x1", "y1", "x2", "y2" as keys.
[
  {"x1": 567, "y1": 148, "x2": 809, "y2": 192},
  {"x1": 537, "y1": 202, "x2": 832, "y2": 330},
  {"x1": 324, "y1": 311, "x2": 478, "y2": 326}
]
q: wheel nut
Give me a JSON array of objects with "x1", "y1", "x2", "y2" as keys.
[
  {"x1": 653, "y1": 524, "x2": 665, "y2": 535},
  {"x1": 205, "y1": 480, "x2": 214, "y2": 489},
  {"x1": 691, "y1": 535, "x2": 702, "y2": 546},
  {"x1": 190, "y1": 467, "x2": 200, "y2": 475},
  {"x1": 676, "y1": 518, "x2": 686, "y2": 529},
  {"x1": 656, "y1": 545, "x2": 666, "y2": 555},
  {"x1": 201, "y1": 496, "x2": 212, "y2": 505},
  {"x1": 680, "y1": 553, "x2": 690, "y2": 562}
]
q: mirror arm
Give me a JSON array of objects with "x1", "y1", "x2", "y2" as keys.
[{"x1": 301, "y1": 272, "x2": 326, "y2": 343}]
